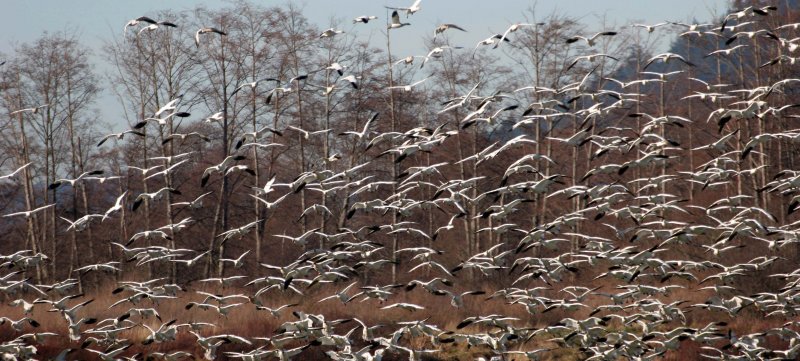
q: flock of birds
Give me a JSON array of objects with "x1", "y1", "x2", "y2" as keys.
[{"x1": 2, "y1": 1, "x2": 800, "y2": 360}]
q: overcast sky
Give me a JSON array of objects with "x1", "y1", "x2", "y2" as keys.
[{"x1": 0, "y1": 0, "x2": 728, "y2": 131}]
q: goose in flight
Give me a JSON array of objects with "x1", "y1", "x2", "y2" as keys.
[
  {"x1": 170, "y1": 250, "x2": 209, "y2": 268},
  {"x1": 137, "y1": 21, "x2": 178, "y2": 35},
  {"x1": 132, "y1": 187, "x2": 181, "y2": 211},
  {"x1": 143, "y1": 159, "x2": 189, "y2": 180},
  {"x1": 127, "y1": 164, "x2": 164, "y2": 177},
  {"x1": 96, "y1": 130, "x2": 145, "y2": 147},
  {"x1": 565, "y1": 31, "x2": 617, "y2": 47},
  {"x1": 60, "y1": 214, "x2": 103, "y2": 232},
  {"x1": 171, "y1": 191, "x2": 213, "y2": 209},
  {"x1": 195, "y1": 27, "x2": 227, "y2": 47},
  {"x1": 3, "y1": 204, "x2": 54, "y2": 219},
  {"x1": 49, "y1": 170, "x2": 104, "y2": 190},
  {"x1": 474, "y1": 34, "x2": 511, "y2": 56},
  {"x1": 10, "y1": 104, "x2": 48, "y2": 116},
  {"x1": 0, "y1": 162, "x2": 32, "y2": 182},
  {"x1": 631, "y1": 22, "x2": 669, "y2": 33},
  {"x1": 339, "y1": 112, "x2": 379, "y2": 140},
  {"x1": 235, "y1": 126, "x2": 282, "y2": 150},
  {"x1": 392, "y1": 55, "x2": 426, "y2": 67},
  {"x1": 124, "y1": 16, "x2": 157, "y2": 32},
  {"x1": 387, "y1": 77, "x2": 430, "y2": 91},
  {"x1": 133, "y1": 111, "x2": 190, "y2": 129},
  {"x1": 319, "y1": 28, "x2": 344, "y2": 38},
  {"x1": 420, "y1": 46, "x2": 460, "y2": 68},
  {"x1": 566, "y1": 53, "x2": 619, "y2": 71},
  {"x1": 338, "y1": 75, "x2": 359, "y2": 89},
  {"x1": 162, "y1": 132, "x2": 210, "y2": 145},
  {"x1": 643, "y1": 52, "x2": 695, "y2": 70},
  {"x1": 250, "y1": 175, "x2": 285, "y2": 197},
  {"x1": 153, "y1": 95, "x2": 184, "y2": 118},
  {"x1": 388, "y1": 0, "x2": 421, "y2": 17},
  {"x1": 325, "y1": 62, "x2": 346, "y2": 76},
  {"x1": 433, "y1": 23, "x2": 467, "y2": 40},
  {"x1": 201, "y1": 155, "x2": 246, "y2": 187},
  {"x1": 220, "y1": 250, "x2": 250, "y2": 269},
  {"x1": 705, "y1": 44, "x2": 748, "y2": 58},
  {"x1": 380, "y1": 302, "x2": 425, "y2": 312},
  {"x1": 224, "y1": 164, "x2": 256, "y2": 177},
  {"x1": 102, "y1": 191, "x2": 128, "y2": 222},
  {"x1": 388, "y1": 10, "x2": 410, "y2": 29},
  {"x1": 353, "y1": 15, "x2": 377, "y2": 24},
  {"x1": 217, "y1": 220, "x2": 262, "y2": 243},
  {"x1": 150, "y1": 151, "x2": 195, "y2": 164},
  {"x1": 494, "y1": 23, "x2": 538, "y2": 48},
  {"x1": 287, "y1": 125, "x2": 332, "y2": 139},
  {"x1": 128, "y1": 230, "x2": 172, "y2": 246},
  {"x1": 231, "y1": 77, "x2": 280, "y2": 96}
]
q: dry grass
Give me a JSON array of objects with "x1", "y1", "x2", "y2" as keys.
[{"x1": 0, "y1": 268, "x2": 793, "y2": 361}]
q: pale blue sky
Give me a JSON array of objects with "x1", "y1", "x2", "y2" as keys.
[
  {"x1": 0, "y1": 1, "x2": 726, "y2": 51},
  {"x1": 0, "y1": 1, "x2": 727, "y2": 131}
]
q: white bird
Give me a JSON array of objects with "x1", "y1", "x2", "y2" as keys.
[
  {"x1": 9, "y1": 104, "x2": 48, "y2": 116},
  {"x1": 153, "y1": 95, "x2": 184, "y2": 118},
  {"x1": 85, "y1": 344, "x2": 131, "y2": 361},
  {"x1": 217, "y1": 220, "x2": 263, "y2": 242},
  {"x1": 643, "y1": 52, "x2": 695, "y2": 70},
  {"x1": 220, "y1": 250, "x2": 250, "y2": 269},
  {"x1": 317, "y1": 281, "x2": 359, "y2": 304},
  {"x1": 565, "y1": 31, "x2": 617, "y2": 46},
  {"x1": 60, "y1": 214, "x2": 103, "y2": 232},
  {"x1": 97, "y1": 130, "x2": 145, "y2": 147},
  {"x1": 474, "y1": 34, "x2": 512, "y2": 57},
  {"x1": 3, "y1": 203, "x2": 54, "y2": 219},
  {"x1": 170, "y1": 250, "x2": 209, "y2": 268},
  {"x1": 128, "y1": 230, "x2": 171, "y2": 245},
  {"x1": 235, "y1": 126, "x2": 282, "y2": 150},
  {"x1": 338, "y1": 74, "x2": 358, "y2": 89},
  {"x1": 287, "y1": 125, "x2": 332, "y2": 139},
  {"x1": 631, "y1": 22, "x2": 669, "y2": 33},
  {"x1": 380, "y1": 302, "x2": 425, "y2": 312},
  {"x1": 420, "y1": 46, "x2": 460, "y2": 68},
  {"x1": 162, "y1": 132, "x2": 211, "y2": 145},
  {"x1": 319, "y1": 28, "x2": 344, "y2": 38},
  {"x1": 566, "y1": 53, "x2": 619, "y2": 71},
  {"x1": 143, "y1": 159, "x2": 190, "y2": 181},
  {"x1": 136, "y1": 21, "x2": 178, "y2": 35},
  {"x1": 390, "y1": 0, "x2": 422, "y2": 16},
  {"x1": 127, "y1": 164, "x2": 165, "y2": 177},
  {"x1": 171, "y1": 191, "x2": 213, "y2": 209},
  {"x1": 195, "y1": 27, "x2": 227, "y2": 47},
  {"x1": 705, "y1": 44, "x2": 748, "y2": 58},
  {"x1": 124, "y1": 16, "x2": 157, "y2": 33},
  {"x1": 102, "y1": 191, "x2": 128, "y2": 222},
  {"x1": 433, "y1": 23, "x2": 467, "y2": 40},
  {"x1": 387, "y1": 77, "x2": 430, "y2": 91},
  {"x1": 132, "y1": 187, "x2": 181, "y2": 211},
  {"x1": 387, "y1": 10, "x2": 411, "y2": 29},
  {"x1": 133, "y1": 110, "x2": 190, "y2": 129},
  {"x1": 49, "y1": 170, "x2": 104, "y2": 190},
  {"x1": 150, "y1": 152, "x2": 194, "y2": 163},
  {"x1": 0, "y1": 162, "x2": 32, "y2": 182},
  {"x1": 495, "y1": 23, "x2": 537, "y2": 48},
  {"x1": 339, "y1": 112, "x2": 379, "y2": 140},
  {"x1": 224, "y1": 164, "x2": 256, "y2": 177},
  {"x1": 353, "y1": 15, "x2": 378, "y2": 24},
  {"x1": 201, "y1": 155, "x2": 246, "y2": 187}
]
